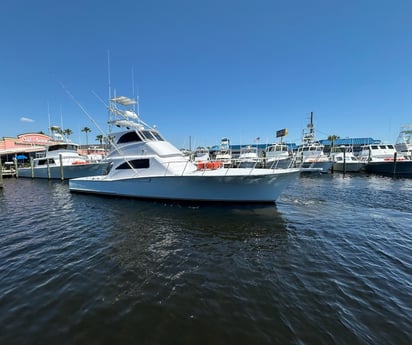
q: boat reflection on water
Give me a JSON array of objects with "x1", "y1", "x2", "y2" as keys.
[{"x1": 101, "y1": 199, "x2": 289, "y2": 286}]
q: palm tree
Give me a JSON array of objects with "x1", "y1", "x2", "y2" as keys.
[
  {"x1": 104, "y1": 135, "x2": 115, "y2": 150},
  {"x1": 328, "y1": 134, "x2": 340, "y2": 143},
  {"x1": 63, "y1": 128, "x2": 73, "y2": 139},
  {"x1": 328, "y1": 134, "x2": 340, "y2": 151},
  {"x1": 96, "y1": 134, "x2": 104, "y2": 145},
  {"x1": 81, "y1": 127, "x2": 91, "y2": 147}
]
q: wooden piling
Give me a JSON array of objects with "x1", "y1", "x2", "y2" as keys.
[
  {"x1": 0, "y1": 161, "x2": 3, "y2": 188},
  {"x1": 59, "y1": 154, "x2": 64, "y2": 180},
  {"x1": 46, "y1": 159, "x2": 51, "y2": 179},
  {"x1": 393, "y1": 152, "x2": 397, "y2": 177},
  {"x1": 15, "y1": 159, "x2": 19, "y2": 178},
  {"x1": 30, "y1": 157, "x2": 34, "y2": 178},
  {"x1": 343, "y1": 149, "x2": 347, "y2": 175}
]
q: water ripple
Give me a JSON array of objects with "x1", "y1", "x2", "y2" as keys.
[{"x1": 0, "y1": 177, "x2": 411, "y2": 344}]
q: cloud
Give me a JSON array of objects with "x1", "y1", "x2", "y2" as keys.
[{"x1": 20, "y1": 116, "x2": 35, "y2": 123}]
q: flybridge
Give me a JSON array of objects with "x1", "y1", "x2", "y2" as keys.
[
  {"x1": 107, "y1": 107, "x2": 138, "y2": 119},
  {"x1": 110, "y1": 96, "x2": 137, "y2": 106},
  {"x1": 108, "y1": 95, "x2": 142, "y2": 130}
]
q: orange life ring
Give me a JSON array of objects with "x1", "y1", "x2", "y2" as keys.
[{"x1": 213, "y1": 161, "x2": 223, "y2": 169}]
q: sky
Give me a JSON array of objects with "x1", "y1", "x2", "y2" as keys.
[{"x1": 1, "y1": 0, "x2": 412, "y2": 149}]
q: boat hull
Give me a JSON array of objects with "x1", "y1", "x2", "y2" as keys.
[
  {"x1": 17, "y1": 162, "x2": 109, "y2": 180},
  {"x1": 365, "y1": 160, "x2": 412, "y2": 177},
  {"x1": 266, "y1": 158, "x2": 292, "y2": 169},
  {"x1": 69, "y1": 168, "x2": 300, "y2": 203},
  {"x1": 333, "y1": 162, "x2": 365, "y2": 173},
  {"x1": 299, "y1": 161, "x2": 334, "y2": 173}
]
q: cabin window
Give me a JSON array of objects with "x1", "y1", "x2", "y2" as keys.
[
  {"x1": 117, "y1": 131, "x2": 142, "y2": 144},
  {"x1": 38, "y1": 158, "x2": 55, "y2": 166},
  {"x1": 140, "y1": 130, "x2": 156, "y2": 141},
  {"x1": 48, "y1": 144, "x2": 78, "y2": 152},
  {"x1": 116, "y1": 159, "x2": 150, "y2": 169},
  {"x1": 152, "y1": 132, "x2": 164, "y2": 141},
  {"x1": 387, "y1": 145, "x2": 394, "y2": 149}
]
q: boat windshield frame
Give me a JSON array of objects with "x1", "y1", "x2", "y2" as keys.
[{"x1": 139, "y1": 130, "x2": 165, "y2": 141}]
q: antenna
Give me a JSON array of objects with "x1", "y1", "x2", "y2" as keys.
[
  {"x1": 47, "y1": 103, "x2": 51, "y2": 136},
  {"x1": 107, "y1": 50, "x2": 111, "y2": 101},
  {"x1": 131, "y1": 67, "x2": 135, "y2": 101},
  {"x1": 107, "y1": 50, "x2": 112, "y2": 134},
  {"x1": 60, "y1": 105, "x2": 64, "y2": 130},
  {"x1": 131, "y1": 66, "x2": 140, "y2": 117}
]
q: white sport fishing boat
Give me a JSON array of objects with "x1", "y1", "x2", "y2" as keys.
[
  {"x1": 17, "y1": 127, "x2": 108, "y2": 180},
  {"x1": 331, "y1": 147, "x2": 365, "y2": 173},
  {"x1": 215, "y1": 137, "x2": 232, "y2": 167},
  {"x1": 264, "y1": 143, "x2": 291, "y2": 169},
  {"x1": 359, "y1": 143, "x2": 412, "y2": 177},
  {"x1": 294, "y1": 112, "x2": 334, "y2": 173},
  {"x1": 395, "y1": 125, "x2": 412, "y2": 158},
  {"x1": 69, "y1": 96, "x2": 301, "y2": 203}
]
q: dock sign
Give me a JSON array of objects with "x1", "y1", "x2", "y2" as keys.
[{"x1": 276, "y1": 128, "x2": 288, "y2": 138}]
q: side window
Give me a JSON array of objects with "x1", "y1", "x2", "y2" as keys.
[
  {"x1": 117, "y1": 131, "x2": 142, "y2": 144},
  {"x1": 116, "y1": 159, "x2": 150, "y2": 169}
]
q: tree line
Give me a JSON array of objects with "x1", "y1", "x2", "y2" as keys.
[{"x1": 50, "y1": 126, "x2": 105, "y2": 146}]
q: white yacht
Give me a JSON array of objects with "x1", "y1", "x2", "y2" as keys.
[
  {"x1": 69, "y1": 96, "x2": 301, "y2": 203},
  {"x1": 359, "y1": 143, "x2": 412, "y2": 177},
  {"x1": 193, "y1": 146, "x2": 210, "y2": 162},
  {"x1": 395, "y1": 125, "x2": 412, "y2": 158},
  {"x1": 236, "y1": 145, "x2": 261, "y2": 168},
  {"x1": 1, "y1": 161, "x2": 16, "y2": 178},
  {"x1": 215, "y1": 137, "x2": 232, "y2": 167},
  {"x1": 17, "y1": 128, "x2": 109, "y2": 180},
  {"x1": 264, "y1": 143, "x2": 291, "y2": 169},
  {"x1": 294, "y1": 112, "x2": 334, "y2": 173},
  {"x1": 331, "y1": 147, "x2": 365, "y2": 172}
]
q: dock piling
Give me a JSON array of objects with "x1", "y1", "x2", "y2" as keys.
[
  {"x1": 59, "y1": 154, "x2": 64, "y2": 180},
  {"x1": 0, "y1": 161, "x2": 3, "y2": 188}
]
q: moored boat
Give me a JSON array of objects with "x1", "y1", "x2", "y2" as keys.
[
  {"x1": 395, "y1": 125, "x2": 412, "y2": 158},
  {"x1": 359, "y1": 143, "x2": 412, "y2": 177},
  {"x1": 193, "y1": 146, "x2": 210, "y2": 162},
  {"x1": 215, "y1": 137, "x2": 233, "y2": 168},
  {"x1": 331, "y1": 147, "x2": 365, "y2": 173},
  {"x1": 235, "y1": 145, "x2": 261, "y2": 168},
  {"x1": 264, "y1": 142, "x2": 291, "y2": 169},
  {"x1": 69, "y1": 96, "x2": 301, "y2": 203},
  {"x1": 17, "y1": 128, "x2": 109, "y2": 180},
  {"x1": 294, "y1": 112, "x2": 333, "y2": 173},
  {"x1": 1, "y1": 162, "x2": 16, "y2": 178}
]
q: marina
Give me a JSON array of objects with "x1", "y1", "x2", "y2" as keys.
[
  {"x1": 68, "y1": 96, "x2": 301, "y2": 203},
  {"x1": 1, "y1": 174, "x2": 411, "y2": 344},
  {"x1": 4, "y1": 123, "x2": 412, "y2": 182},
  {"x1": 2, "y1": 2, "x2": 412, "y2": 343}
]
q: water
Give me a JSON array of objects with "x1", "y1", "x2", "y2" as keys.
[{"x1": 0, "y1": 175, "x2": 411, "y2": 344}]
